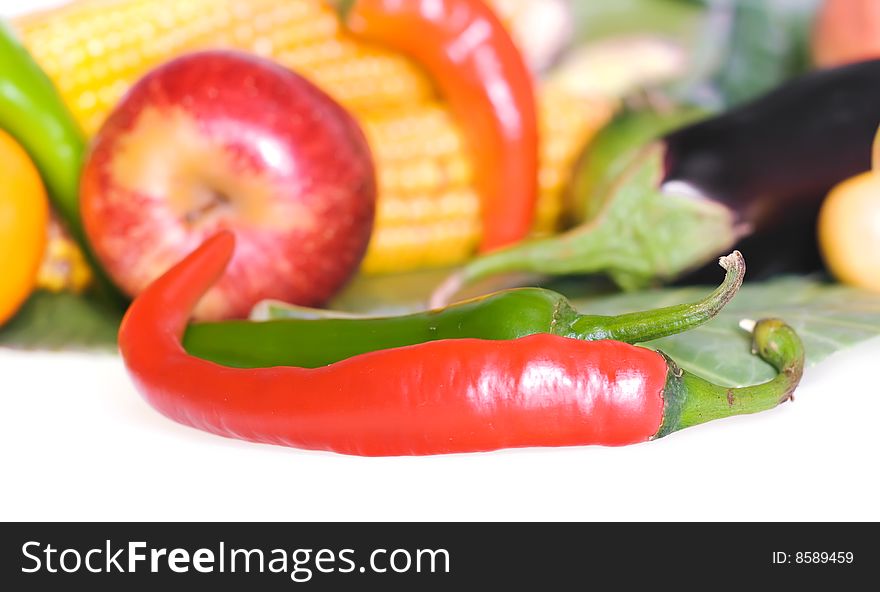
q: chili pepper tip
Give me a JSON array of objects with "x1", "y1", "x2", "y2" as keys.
[{"x1": 201, "y1": 230, "x2": 236, "y2": 259}]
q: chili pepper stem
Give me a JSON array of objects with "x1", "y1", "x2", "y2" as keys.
[
  {"x1": 563, "y1": 250, "x2": 745, "y2": 343},
  {"x1": 655, "y1": 318, "x2": 805, "y2": 438}
]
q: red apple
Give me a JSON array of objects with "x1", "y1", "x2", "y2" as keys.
[{"x1": 81, "y1": 50, "x2": 376, "y2": 320}]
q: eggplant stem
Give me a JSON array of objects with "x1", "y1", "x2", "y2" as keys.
[{"x1": 427, "y1": 143, "x2": 739, "y2": 307}]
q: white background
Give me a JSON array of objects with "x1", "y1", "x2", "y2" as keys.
[{"x1": 2, "y1": 0, "x2": 879, "y2": 522}]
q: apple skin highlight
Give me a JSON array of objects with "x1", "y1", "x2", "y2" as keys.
[{"x1": 81, "y1": 50, "x2": 377, "y2": 320}]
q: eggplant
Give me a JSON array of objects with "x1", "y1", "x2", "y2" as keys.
[
  {"x1": 431, "y1": 59, "x2": 880, "y2": 307},
  {"x1": 665, "y1": 60, "x2": 878, "y2": 236}
]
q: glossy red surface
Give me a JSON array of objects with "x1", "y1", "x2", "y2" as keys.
[
  {"x1": 345, "y1": 0, "x2": 539, "y2": 252},
  {"x1": 119, "y1": 233, "x2": 668, "y2": 456}
]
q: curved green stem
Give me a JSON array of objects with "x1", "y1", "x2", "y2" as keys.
[
  {"x1": 560, "y1": 250, "x2": 744, "y2": 343},
  {"x1": 656, "y1": 318, "x2": 805, "y2": 438}
]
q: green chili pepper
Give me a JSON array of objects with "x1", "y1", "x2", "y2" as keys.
[
  {"x1": 183, "y1": 251, "x2": 744, "y2": 369},
  {"x1": 0, "y1": 20, "x2": 121, "y2": 305},
  {"x1": 0, "y1": 21, "x2": 85, "y2": 239}
]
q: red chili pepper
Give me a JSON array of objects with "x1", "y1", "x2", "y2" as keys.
[
  {"x1": 119, "y1": 233, "x2": 804, "y2": 456},
  {"x1": 336, "y1": 0, "x2": 539, "y2": 252}
]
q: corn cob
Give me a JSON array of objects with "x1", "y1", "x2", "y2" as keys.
[
  {"x1": 36, "y1": 216, "x2": 93, "y2": 294},
  {"x1": 16, "y1": 0, "x2": 612, "y2": 275}
]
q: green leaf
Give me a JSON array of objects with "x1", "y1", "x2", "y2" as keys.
[
  {"x1": 571, "y1": 277, "x2": 880, "y2": 386},
  {"x1": 0, "y1": 291, "x2": 122, "y2": 352}
]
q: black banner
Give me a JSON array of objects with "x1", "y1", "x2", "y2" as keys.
[{"x1": 1, "y1": 523, "x2": 876, "y2": 588}]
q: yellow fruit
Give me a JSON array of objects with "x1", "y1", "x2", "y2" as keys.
[
  {"x1": 0, "y1": 128, "x2": 49, "y2": 324},
  {"x1": 818, "y1": 170, "x2": 880, "y2": 292},
  {"x1": 873, "y1": 124, "x2": 880, "y2": 171}
]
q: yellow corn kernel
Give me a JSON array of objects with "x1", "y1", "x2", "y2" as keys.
[
  {"x1": 534, "y1": 88, "x2": 616, "y2": 235},
  {"x1": 16, "y1": 0, "x2": 436, "y2": 135},
  {"x1": 358, "y1": 104, "x2": 480, "y2": 273},
  {"x1": 36, "y1": 217, "x2": 94, "y2": 294},
  {"x1": 359, "y1": 89, "x2": 614, "y2": 272}
]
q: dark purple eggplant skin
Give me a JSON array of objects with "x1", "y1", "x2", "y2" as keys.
[{"x1": 663, "y1": 59, "x2": 880, "y2": 234}]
